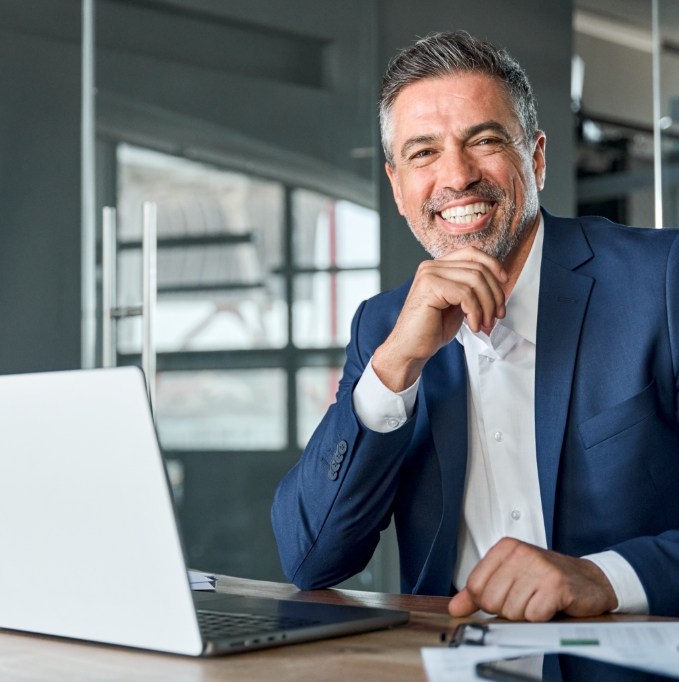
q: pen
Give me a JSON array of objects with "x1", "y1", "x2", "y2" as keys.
[{"x1": 442, "y1": 622, "x2": 489, "y2": 648}]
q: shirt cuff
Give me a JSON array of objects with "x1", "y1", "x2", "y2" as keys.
[
  {"x1": 582, "y1": 550, "x2": 649, "y2": 614},
  {"x1": 352, "y1": 358, "x2": 420, "y2": 433}
]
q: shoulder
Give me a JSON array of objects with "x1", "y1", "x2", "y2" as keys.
[
  {"x1": 543, "y1": 209, "x2": 679, "y2": 262},
  {"x1": 351, "y1": 278, "x2": 413, "y2": 348},
  {"x1": 360, "y1": 277, "x2": 412, "y2": 323},
  {"x1": 365, "y1": 278, "x2": 413, "y2": 308}
]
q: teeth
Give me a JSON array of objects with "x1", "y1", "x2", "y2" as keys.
[{"x1": 440, "y1": 202, "x2": 490, "y2": 224}]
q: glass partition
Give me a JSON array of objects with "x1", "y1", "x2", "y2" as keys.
[
  {"x1": 93, "y1": 0, "x2": 386, "y2": 588},
  {"x1": 656, "y1": 0, "x2": 679, "y2": 226}
]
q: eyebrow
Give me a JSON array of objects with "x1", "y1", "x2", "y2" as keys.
[
  {"x1": 462, "y1": 120, "x2": 514, "y2": 140},
  {"x1": 398, "y1": 120, "x2": 514, "y2": 161}
]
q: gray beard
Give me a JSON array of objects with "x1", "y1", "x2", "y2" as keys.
[{"x1": 409, "y1": 182, "x2": 538, "y2": 261}]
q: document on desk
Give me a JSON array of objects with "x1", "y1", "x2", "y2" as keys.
[
  {"x1": 422, "y1": 644, "x2": 545, "y2": 682},
  {"x1": 462, "y1": 621, "x2": 679, "y2": 649},
  {"x1": 421, "y1": 622, "x2": 679, "y2": 681}
]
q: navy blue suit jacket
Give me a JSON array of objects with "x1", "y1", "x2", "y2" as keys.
[{"x1": 271, "y1": 210, "x2": 679, "y2": 616}]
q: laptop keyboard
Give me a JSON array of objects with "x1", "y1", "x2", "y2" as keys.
[{"x1": 197, "y1": 609, "x2": 320, "y2": 640}]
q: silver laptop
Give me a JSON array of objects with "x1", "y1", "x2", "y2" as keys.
[{"x1": 0, "y1": 366, "x2": 408, "y2": 656}]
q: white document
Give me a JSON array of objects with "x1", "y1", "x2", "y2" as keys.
[
  {"x1": 188, "y1": 569, "x2": 217, "y2": 591},
  {"x1": 422, "y1": 645, "x2": 545, "y2": 682},
  {"x1": 422, "y1": 622, "x2": 679, "y2": 681},
  {"x1": 470, "y1": 621, "x2": 679, "y2": 649}
]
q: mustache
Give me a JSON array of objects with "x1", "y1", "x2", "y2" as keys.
[{"x1": 421, "y1": 181, "x2": 505, "y2": 218}]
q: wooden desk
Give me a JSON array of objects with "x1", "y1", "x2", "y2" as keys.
[
  {"x1": 0, "y1": 575, "x2": 448, "y2": 681},
  {"x1": 0, "y1": 576, "x2": 666, "y2": 682}
]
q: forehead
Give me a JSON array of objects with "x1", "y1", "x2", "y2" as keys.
[{"x1": 389, "y1": 72, "x2": 521, "y2": 140}]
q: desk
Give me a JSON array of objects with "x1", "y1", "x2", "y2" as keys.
[{"x1": 0, "y1": 576, "x2": 666, "y2": 682}]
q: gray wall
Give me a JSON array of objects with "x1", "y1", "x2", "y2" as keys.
[
  {"x1": 0, "y1": 1, "x2": 83, "y2": 373},
  {"x1": 95, "y1": 0, "x2": 378, "y2": 206}
]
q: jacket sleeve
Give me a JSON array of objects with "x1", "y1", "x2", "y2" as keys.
[{"x1": 270, "y1": 297, "x2": 417, "y2": 590}]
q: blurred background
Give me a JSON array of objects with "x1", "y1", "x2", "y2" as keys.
[{"x1": 0, "y1": 0, "x2": 676, "y2": 592}]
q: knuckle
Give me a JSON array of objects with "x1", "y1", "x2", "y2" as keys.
[
  {"x1": 467, "y1": 269, "x2": 485, "y2": 286},
  {"x1": 496, "y1": 537, "x2": 520, "y2": 553},
  {"x1": 465, "y1": 574, "x2": 483, "y2": 597}
]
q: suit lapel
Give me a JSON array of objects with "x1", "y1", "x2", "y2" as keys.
[
  {"x1": 416, "y1": 339, "x2": 468, "y2": 593},
  {"x1": 536, "y1": 212, "x2": 594, "y2": 547}
]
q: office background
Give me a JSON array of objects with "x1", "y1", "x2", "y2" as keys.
[{"x1": 0, "y1": 0, "x2": 676, "y2": 592}]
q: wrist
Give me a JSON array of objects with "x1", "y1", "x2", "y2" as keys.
[
  {"x1": 581, "y1": 558, "x2": 619, "y2": 612},
  {"x1": 372, "y1": 343, "x2": 424, "y2": 393}
]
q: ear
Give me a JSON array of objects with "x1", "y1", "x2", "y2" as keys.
[
  {"x1": 385, "y1": 162, "x2": 406, "y2": 216},
  {"x1": 532, "y1": 133, "x2": 547, "y2": 191}
]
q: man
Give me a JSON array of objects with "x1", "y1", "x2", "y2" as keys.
[{"x1": 271, "y1": 31, "x2": 679, "y2": 621}]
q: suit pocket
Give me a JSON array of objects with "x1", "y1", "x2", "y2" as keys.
[{"x1": 578, "y1": 380, "x2": 657, "y2": 450}]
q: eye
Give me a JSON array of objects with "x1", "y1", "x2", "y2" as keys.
[
  {"x1": 406, "y1": 147, "x2": 441, "y2": 167},
  {"x1": 475, "y1": 136, "x2": 502, "y2": 146}
]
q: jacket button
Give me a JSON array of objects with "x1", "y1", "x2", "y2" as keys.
[
  {"x1": 327, "y1": 469, "x2": 338, "y2": 481},
  {"x1": 337, "y1": 440, "x2": 347, "y2": 455}
]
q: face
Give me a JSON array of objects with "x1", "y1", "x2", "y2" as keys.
[{"x1": 384, "y1": 73, "x2": 546, "y2": 261}]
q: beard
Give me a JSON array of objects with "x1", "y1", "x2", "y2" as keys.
[{"x1": 406, "y1": 179, "x2": 539, "y2": 261}]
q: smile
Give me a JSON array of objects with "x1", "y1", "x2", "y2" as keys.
[{"x1": 440, "y1": 202, "x2": 492, "y2": 224}]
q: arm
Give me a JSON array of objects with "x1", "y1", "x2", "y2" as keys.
[
  {"x1": 270, "y1": 297, "x2": 419, "y2": 589},
  {"x1": 272, "y1": 247, "x2": 508, "y2": 590}
]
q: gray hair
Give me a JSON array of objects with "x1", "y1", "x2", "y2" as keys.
[{"x1": 379, "y1": 31, "x2": 539, "y2": 166}]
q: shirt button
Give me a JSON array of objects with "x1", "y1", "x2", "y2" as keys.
[
  {"x1": 387, "y1": 417, "x2": 400, "y2": 429},
  {"x1": 511, "y1": 509, "x2": 521, "y2": 521},
  {"x1": 494, "y1": 431, "x2": 503, "y2": 442}
]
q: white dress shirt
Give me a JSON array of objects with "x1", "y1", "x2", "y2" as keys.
[{"x1": 352, "y1": 217, "x2": 648, "y2": 613}]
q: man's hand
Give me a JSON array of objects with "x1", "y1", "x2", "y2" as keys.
[
  {"x1": 448, "y1": 538, "x2": 618, "y2": 622},
  {"x1": 372, "y1": 247, "x2": 508, "y2": 392}
]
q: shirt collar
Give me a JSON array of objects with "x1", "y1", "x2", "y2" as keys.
[{"x1": 501, "y1": 213, "x2": 543, "y2": 345}]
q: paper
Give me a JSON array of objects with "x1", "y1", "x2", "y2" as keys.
[
  {"x1": 422, "y1": 645, "x2": 545, "y2": 682},
  {"x1": 188, "y1": 569, "x2": 216, "y2": 591},
  {"x1": 473, "y1": 621, "x2": 679, "y2": 649},
  {"x1": 422, "y1": 623, "x2": 679, "y2": 681}
]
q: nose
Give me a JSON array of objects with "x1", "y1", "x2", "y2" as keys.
[{"x1": 437, "y1": 147, "x2": 481, "y2": 192}]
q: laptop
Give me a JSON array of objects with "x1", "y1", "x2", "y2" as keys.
[{"x1": 0, "y1": 366, "x2": 408, "y2": 656}]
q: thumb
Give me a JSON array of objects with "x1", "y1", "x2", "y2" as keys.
[{"x1": 448, "y1": 588, "x2": 478, "y2": 617}]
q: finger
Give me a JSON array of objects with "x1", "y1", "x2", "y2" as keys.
[
  {"x1": 523, "y1": 589, "x2": 562, "y2": 622},
  {"x1": 494, "y1": 571, "x2": 543, "y2": 621},
  {"x1": 465, "y1": 538, "x2": 522, "y2": 589},
  {"x1": 475, "y1": 545, "x2": 598, "y2": 622},
  {"x1": 426, "y1": 245, "x2": 508, "y2": 321},
  {"x1": 444, "y1": 263, "x2": 507, "y2": 329},
  {"x1": 422, "y1": 255, "x2": 507, "y2": 306},
  {"x1": 463, "y1": 539, "x2": 527, "y2": 616},
  {"x1": 437, "y1": 245, "x2": 509, "y2": 284},
  {"x1": 417, "y1": 263, "x2": 506, "y2": 331},
  {"x1": 447, "y1": 588, "x2": 478, "y2": 617}
]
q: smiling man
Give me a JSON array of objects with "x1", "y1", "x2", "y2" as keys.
[{"x1": 271, "y1": 31, "x2": 679, "y2": 621}]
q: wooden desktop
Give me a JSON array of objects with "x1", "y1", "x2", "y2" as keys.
[{"x1": 0, "y1": 575, "x2": 665, "y2": 682}]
